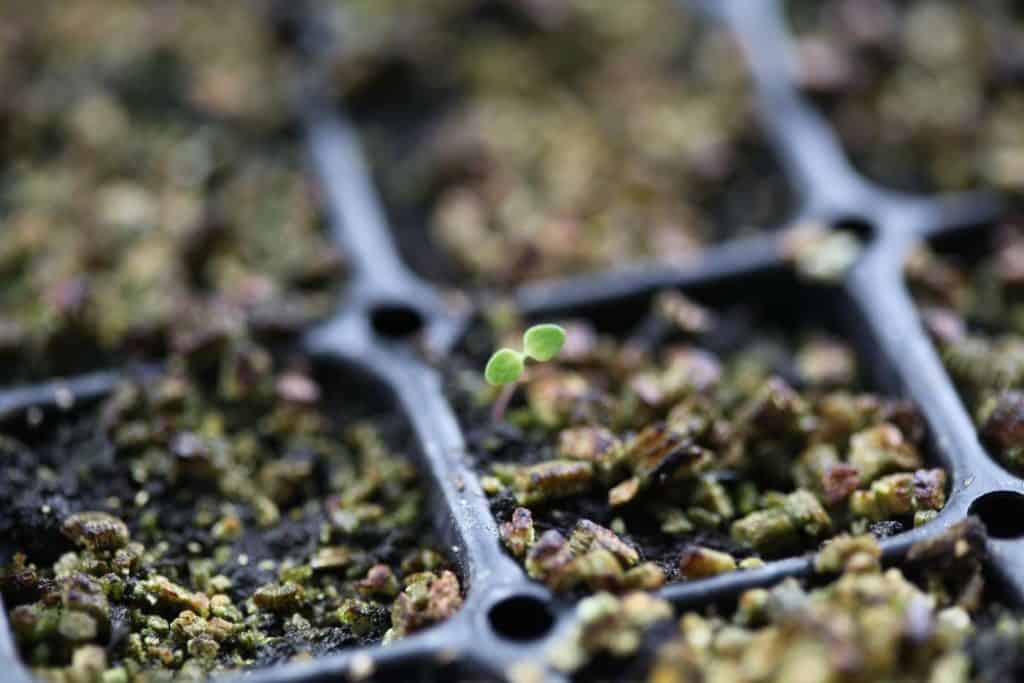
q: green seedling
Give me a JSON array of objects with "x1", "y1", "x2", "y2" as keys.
[{"x1": 485, "y1": 324, "x2": 566, "y2": 421}]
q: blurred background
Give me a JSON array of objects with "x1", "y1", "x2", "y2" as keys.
[{"x1": 0, "y1": 0, "x2": 1021, "y2": 376}]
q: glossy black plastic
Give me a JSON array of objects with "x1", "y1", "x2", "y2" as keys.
[{"x1": 1, "y1": 1, "x2": 1020, "y2": 681}]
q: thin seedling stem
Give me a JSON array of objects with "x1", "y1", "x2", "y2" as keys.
[{"x1": 491, "y1": 383, "x2": 516, "y2": 423}]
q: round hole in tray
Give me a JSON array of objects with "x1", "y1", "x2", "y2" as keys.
[
  {"x1": 834, "y1": 216, "x2": 876, "y2": 241},
  {"x1": 969, "y1": 491, "x2": 1024, "y2": 539},
  {"x1": 487, "y1": 595, "x2": 554, "y2": 641},
  {"x1": 370, "y1": 303, "x2": 424, "y2": 339}
]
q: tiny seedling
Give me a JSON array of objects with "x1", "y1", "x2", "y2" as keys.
[{"x1": 485, "y1": 323, "x2": 566, "y2": 421}]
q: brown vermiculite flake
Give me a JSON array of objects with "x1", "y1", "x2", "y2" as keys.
[
  {"x1": 906, "y1": 223, "x2": 1024, "y2": 473},
  {"x1": 62, "y1": 512, "x2": 131, "y2": 552},
  {"x1": 730, "y1": 490, "x2": 833, "y2": 556},
  {"x1": 499, "y1": 508, "x2": 536, "y2": 559},
  {"x1": 677, "y1": 546, "x2": 737, "y2": 579},
  {"x1": 385, "y1": 570, "x2": 463, "y2": 643},
  {"x1": 468, "y1": 292, "x2": 945, "y2": 593},
  {"x1": 252, "y1": 582, "x2": 306, "y2": 615},
  {"x1": 544, "y1": 521, "x2": 1024, "y2": 682},
  {"x1": 0, "y1": 341, "x2": 460, "y2": 680}
]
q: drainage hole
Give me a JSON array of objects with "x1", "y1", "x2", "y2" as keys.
[
  {"x1": 487, "y1": 595, "x2": 554, "y2": 641},
  {"x1": 369, "y1": 304, "x2": 424, "y2": 339},
  {"x1": 968, "y1": 491, "x2": 1024, "y2": 539},
  {"x1": 834, "y1": 216, "x2": 876, "y2": 241}
]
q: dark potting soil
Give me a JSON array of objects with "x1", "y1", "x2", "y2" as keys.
[{"x1": 0, "y1": 345, "x2": 461, "y2": 680}]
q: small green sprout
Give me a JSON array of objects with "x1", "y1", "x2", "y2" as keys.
[
  {"x1": 484, "y1": 348, "x2": 525, "y2": 385},
  {"x1": 485, "y1": 324, "x2": 566, "y2": 420},
  {"x1": 486, "y1": 324, "x2": 566, "y2": 385}
]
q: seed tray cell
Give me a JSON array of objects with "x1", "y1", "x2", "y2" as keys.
[
  {"x1": 331, "y1": 0, "x2": 794, "y2": 289},
  {"x1": 0, "y1": 0, "x2": 345, "y2": 383},
  {"x1": 905, "y1": 217, "x2": 1024, "y2": 478},
  {"x1": 783, "y1": 0, "x2": 1024, "y2": 195},
  {"x1": 452, "y1": 265, "x2": 951, "y2": 594},
  {"x1": 0, "y1": 351, "x2": 468, "y2": 681},
  {"x1": 550, "y1": 519, "x2": 1024, "y2": 682},
  {"x1": 4, "y1": 0, "x2": 1024, "y2": 681}
]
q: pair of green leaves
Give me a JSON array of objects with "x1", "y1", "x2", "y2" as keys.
[{"x1": 484, "y1": 324, "x2": 566, "y2": 386}]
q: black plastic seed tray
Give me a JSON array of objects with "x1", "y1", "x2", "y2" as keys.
[{"x1": 4, "y1": 0, "x2": 1024, "y2": 681}]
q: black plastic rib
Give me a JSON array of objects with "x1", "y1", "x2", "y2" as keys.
[{"x1": 2, "y1": 0, "x2": 1021, "y2": 681}]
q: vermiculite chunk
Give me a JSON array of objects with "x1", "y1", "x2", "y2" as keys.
[{"x1": 62, "y1": 512, "x2": 130, "y2": 551}]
